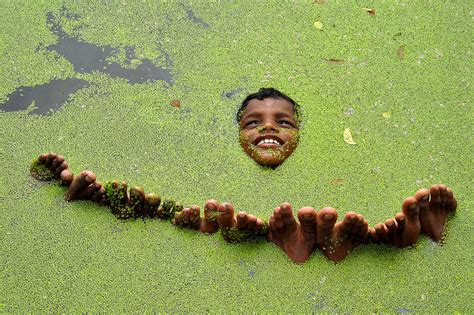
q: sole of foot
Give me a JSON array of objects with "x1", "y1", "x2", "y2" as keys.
[
  {"x1": 370, "y1": 196, "x2": 421, "y2": 247},
  {"x1": 417, "y1": 184, "x2": 457, "y2": 242},
  {"x1": 268, "y1": 203, "x2": 317, "y2": 264},
  {"x1": 218, "y1": 202, "x2": 268, "y2": 243},
  {"x1": 316, "y1": 208, "x2": 369, "y2": 262},
  {"x1": 173, "y1": 199, "x2": 219, "y2": 234}
]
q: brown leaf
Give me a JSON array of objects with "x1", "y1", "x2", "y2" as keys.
[
  {"x1": 171, "y1": 99, "x2": 181, "y2": 108},
  {"x1": 363, "y1": 8, "x2": 376, "y2": 16},
  {"x1": 327, "y1": 58, "x2": 344, "y2": 65},
  {"x1": 330, "y1": 178, "x2": 344, "y2": 186},
  {"x1": 313, "y1": 0, "x2": 325, "y2": 4},
  {"x1": 397, "y1": 45, "x2": 405, "y2": 60}
]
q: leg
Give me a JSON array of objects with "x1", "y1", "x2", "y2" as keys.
[
  {"x1": 218, "y1": 202, "x2": 267, "y2": 243},
  {"x1": 316, "y1": 208, "x2": 369, "y2": 262},
  {"x1": 268, "y1": 203, "x2": 317, "y2": 264}
]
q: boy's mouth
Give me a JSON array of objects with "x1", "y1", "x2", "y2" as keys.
[{"x1": 253, "y1": 135, "x2": 283, "y2": 149}]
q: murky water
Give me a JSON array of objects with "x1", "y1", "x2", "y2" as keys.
[
  {"x1": 0, "y1": 78, "x2": 89, "y2": 115},
  {"x1": 45, "y1": 9, "x2": 173, "y2": 84},
  {"x1": 1, "y1": 5, "x2": 178, "y2": 115}
]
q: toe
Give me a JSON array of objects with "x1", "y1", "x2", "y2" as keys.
[
  {"x1": 415, "y1": 189, "x2": 430, "y2": 217},
  {"x1": 297, "y1": 207, "x2": 317, "y2": 235},
  {"x1": 446, "y1": 188, "x2": 457, "y2": 213},
  {"x1": 203, "y1": 199, "x2": 219, "y2": 220},
  {"x1": 317, "y1": 207, "x2": 338, "y2": 240},
  {"x1": 439, "y1": 184, "x2": 448, "y2": 207},
  {"x1": 340, "y1": 212, "x2": 357, "y2": 234},
  {"x1": 190, "y1": 205, "x2": 201, "y2": 220},
  {"x1": 51, "y1": 155, "x2": 65, "y2": 173},
  {"x1": 273, "y1": 206, "x2": 285, "y2": 231},
  {"x1": 236, "y1": 212, "x2": 248, "y2": 230},
  {"x1": 45, "y1": 153, "x2": 57, "y2": 167},
  {"x1": 429, "y1": 185, "x2": 441, "y2": 208},
  {"x1": 254, "y1": 218, "x2": 264, "y2": 233},
  {"x1": 218, "y1": 202, "x2": 235, "y2": 228},
  {"x1": 384, "y1": 218, "x2": 397, "y2": 238},
  {"x1": 280, "y1": 203, "x2": 297, "y2": 228},
  {"x1": 60, "y1": 169, "x2": 74, "y2": 186},
  {"x1": 395, "y1": 213, "x2": 406, "y2": 231},
  {"x1": 245, "y1": 215, "x2": 257, "y2": 231},
  {"x1": 402, "y1": 197, "x2": 419, "y2": 220},
  {"x1": 375, "y1": 223, "x2": 388, "y2": 243}
]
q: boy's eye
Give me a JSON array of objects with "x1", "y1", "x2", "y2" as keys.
[
  {"x1": 245, "y1": 120, "x2": 259, "y2": 127},
  {"x1": 278, "y1": 120, "x2": 294, "y2": 127}
]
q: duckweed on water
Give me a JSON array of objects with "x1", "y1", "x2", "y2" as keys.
[{"x1": 1, "y1": 1, "x2": 472, "y2": 313}]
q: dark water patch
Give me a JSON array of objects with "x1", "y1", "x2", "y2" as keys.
[
  {"x1": 0, "y1": 78, "x2": 89, "y2": 115},
  {"x1": 222, "y1": 88, "x2": 242, "y2": 99},
  {"x1": 44, "y1": 8, "x2": 173, "y2": 85},
  {"x1": 183, "y1": 5, "x2": 210, "y2": 28}
]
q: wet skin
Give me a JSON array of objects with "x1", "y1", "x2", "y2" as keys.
[
  {"x1": 239, "y1": 98, "x2": 299, "y2": 168},
  {"x1": 370, "y1": 184, "x2": 457, "y2": 245}
]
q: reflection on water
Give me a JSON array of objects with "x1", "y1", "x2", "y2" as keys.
[
  {"x1": 0, "y1": 78, "x2": 89, "y2": 115},
  {"x1": 45, "y1": 8, "x2": 173, "y2": 84}
]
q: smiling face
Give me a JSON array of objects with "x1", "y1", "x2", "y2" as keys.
[{"x1": 239, "y1": 97, "x2": 299, "y2": 168}]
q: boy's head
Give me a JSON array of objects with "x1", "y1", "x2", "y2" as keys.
[{"x1": 237, "y1": 88, "x2": 300, "y2": 168}]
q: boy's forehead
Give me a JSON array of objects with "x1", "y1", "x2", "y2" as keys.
[{"x1": 243, "y1": 98, "x2": 295, "y2": 116}]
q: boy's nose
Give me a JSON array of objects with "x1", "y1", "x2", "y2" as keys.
[{"x1": 260, "y1": 121, "x2": 278, "y2": 132}]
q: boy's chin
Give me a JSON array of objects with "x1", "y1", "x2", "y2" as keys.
[{"x1": 254, "y1": 153, "x2": 286, "y2": 168}]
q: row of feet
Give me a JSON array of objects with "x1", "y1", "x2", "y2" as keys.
[{"x1": 31, "y1": 153, "x2": 457, "y2": 264}]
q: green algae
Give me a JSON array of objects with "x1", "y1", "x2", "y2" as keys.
[
  {"x1": 29, "y1": 158, "x2": 54, "y2": 181},
  {"x1": 1, "y1": 1, "x2": 473, "y2": 313}
]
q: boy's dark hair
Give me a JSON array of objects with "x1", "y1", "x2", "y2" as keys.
[{"x1": 236, "y1": 87, "x2": 301, "y2": 126}]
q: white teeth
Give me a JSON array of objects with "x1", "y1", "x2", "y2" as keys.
[{"x1": 257, "y1": 138, "x2": 281, "y2": 146}]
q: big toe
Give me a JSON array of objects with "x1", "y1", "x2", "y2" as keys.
[
  {"x1": 218, "y1": 202, "x2": 235, "y2": 228},
  {"x1": 402, "y1": 197, "x2": 419, "y2": 223},
  {"x1": 297, "y1": 207, "x2": 317, "y2": 235},
  {"x1": 317, "y1": 207, "x2": 338, "y2": 241}
]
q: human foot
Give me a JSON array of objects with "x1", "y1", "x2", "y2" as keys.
[
  {"x1": 103, "y1": 180, "x2": 133, "y2": 219},
  {"x1": 316, "y1": 208, "x2": 369, "y2": 262},
  {"x1": 217, "y1": 202, "x2": 268, "y2": 243},
  {"x1": 417, "y1": 184, "x2": 457, "y2": 242},
  {"x1": 370, "y1": 197, "x2": 421, "y2": 247},
  {"x1": 268, "y1": 203, "x2": 317, "y2": 264},
  {"x1": 65, "y1": 170, "x2": 104, "y2": 202},
  {"x1": 31, "y1": 152, "x2": 73, "y2": 185},
  {"x1": 173, "y1": 199, "x2": 220, "y2": 234}
]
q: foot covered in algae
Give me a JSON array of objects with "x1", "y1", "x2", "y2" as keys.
[
  {"x1": 31, "y1": 152, "x2": 74, "y2": 185},
  {"x1": 217, "y1": 202, "x2": 268, "y2": 243},
  {"x1": 268, "y1": 203, "x2": 317, "y2": 264},
  {"x1": 418, "y1": 184, "x2": 457, "y2": 242},
  {"x1": 173, "y1": 199, "x2": 219, "y2": 233},
  {"x1": 316, "y1": 208, "x2": 369, "y2": 262},
  {"x1": 31, "y1": 153, "x2": 106, "y2": 203},
  {"x1": 370, "y1": 196, "x2": 421, "y2": 247}
]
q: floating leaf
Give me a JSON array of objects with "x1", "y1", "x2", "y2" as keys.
[
  {"x1": 327, "y1": 58, "x2": 344, "y2": 65},
  {"x1": 397, "y1": 45, "x2": 405, "y2": 60},
  {"x1": 313, "y1": 21, "x2": 323, "y2": 30},
  {"x1": 170, "y1": 99, "x2": 180, "y2": 108},
  {"x1": 343, "y1": 128, "x2": 356, "y2": 145},
  {"x1": 363, "y1": 8, "x2": 376, "y2": 16},
  {"x1": 330, "y1": 178, "x2": 344, "y2": 186},
  {"x1": 382, "y1": 112, "x2": 391, "y2": 119},
  {"x1": 313, "y1": 0, "x2": 325, "y2": 4}
]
